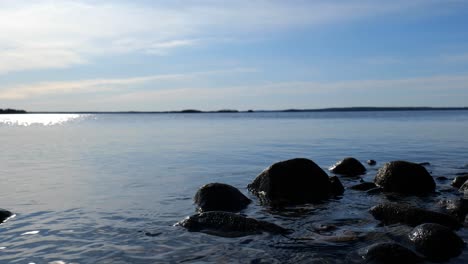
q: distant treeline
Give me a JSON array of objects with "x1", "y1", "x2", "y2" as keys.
[{"x1": 0, "y1": 108, "x2": 27, "y2": 114}]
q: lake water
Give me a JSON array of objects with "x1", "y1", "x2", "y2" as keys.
[{"x1": 1, "y1": 111, "x2": 468, "y2": 263}]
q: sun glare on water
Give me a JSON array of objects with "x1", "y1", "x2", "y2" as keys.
[{"x1": 0, "y1": 114, "x2": 87, "y2": 126}]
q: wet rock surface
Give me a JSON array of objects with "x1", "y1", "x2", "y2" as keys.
[
  {"x1": 452, "y1": 175, "x2": 468, "y2": 188},
  {"x1": 367, "y1": 159, "x2": 377, "y2": 166},
  {"x1": 329, "y1": 157, "x2": 366, "y2": 176},
  {"x1": 438, "y1": 198, "x2": 468, "y2": 222},
  {"x1": 248, "y1": 158, "x2": 333, "y2": 205},
  {"x1": 369, "y1": 203, "x2": 462, "y2": 229},
  {"x1": 409, "y1": 223, "x2": 465, "y2": 262},
  {"x1": 361, "y1": 242, "x2": 423, "y2": 264},
  {"x1": 374, "y1": 161, "x2": 436, "y2": 195},
  {"x1": 194, "y1": 183, "x2": 251, "y2": 212},
  {"x1": 176, "y1": 211, "x2": 290, "y2": 237},
  {"x1": 329, "y1": 176, "x2": 344, "y2": 195}
]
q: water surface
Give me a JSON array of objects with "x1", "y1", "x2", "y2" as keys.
[{"x1": 1, "y1": 111, "x2": 468, "y2": 263}]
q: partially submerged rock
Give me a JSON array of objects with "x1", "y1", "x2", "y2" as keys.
[
  {"x1": 438, "y1": 198, "x2": 468, "y2": 222},
  {"x1": 452, "y1": 174, "x2": 468, "y2": 188},
  {"x1": 361, "y1": 242, "x2": 423, "y2": 264},
  {"x1": 367, "y1": 160, "x2": 377, "y2": 166},
  {"x1": 459, "y1": 181, "x2": 468, "y2": 194},
  {"x1": 0, "y1": 209, "x2": 13, "y2": 223},
  {"x1": 409, "y1": 223, "x2": 465, "y2": 262},
  {"x1": 374, "y1": 161, "x2": 435, "y2": 195},
  {"x1": 176, "y1": 211, "x2": 290, "y2": 237},
  {"x1": 329, "y1": 157, "x2": 366, "y2": 176},
  {"x1": 248, "y1": 158, "x2": 334, "y2": 205},
  {"x1": 369, "y1": 203, "x2": 462, "y2": 229},
  {"x1": 349, "y1": 182, "x2": 377, "y2": 191},
  {"x1": 194, "y1": 183, "x2": 251, "y2": 212}
]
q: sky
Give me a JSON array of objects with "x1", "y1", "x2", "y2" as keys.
[{"x1": 1, "y1": 0, "x2": 468, "y2": 111}]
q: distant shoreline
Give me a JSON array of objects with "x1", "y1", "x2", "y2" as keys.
[{"x1": 16, "y1": 106, "x2": 468, "y2": 114}]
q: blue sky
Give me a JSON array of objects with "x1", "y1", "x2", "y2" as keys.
[{"x1": 1, "y1": 0, "x2": 468, "y2": 111}]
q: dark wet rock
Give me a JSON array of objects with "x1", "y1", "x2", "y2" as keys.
[
  {"x1": 451, "y1": 174, "x2": 468, "y2": 188},
  {"x1": 369, "y1": 203, "x2": 462, "y2": 229},
  {"x1": 176, "y1": 211, "x2": 290, "y2": 237},
  {"x1": 418, "y1": 162, "x2": 430, "y2": 166},
  {"x1": 366, "y1": 187, "x2": 383, "y2": 195},
  {"x1": 367, "y1": 159, "x2": 377, "y2": 166},
  {"x1": 438, "y1": 198, "x2": 468, "y2": 222},
  {"x1": 374, "y1": 161, "x2": 435, "y2": 195},
  {"x1": 361, "y1": 242, "x2": 423, "y2": 264},
  {"x1": 329, "y1": 176, "x2": 344, "y2": 195},
  {"x1": 329, "y1": 157, "x2": 366, "y2": 176},
  {"x1": 436, "y1": 176, "x2": 448, "y2": 181},
  {"x1": 409, "y1": 223, "x2": 465, "y2": 262},
  {"x1": 349, "y1": 182, "x2": 377, "y2": 191},
  {"x1": 459, "y1": 180, "x2": 468, "y2": 194},
  {"x1": 248, "y1": 158, "x2": 333, "y2": 205},
  {"x1": 0, "y1": 209, "x2": 13, "y2": 223},
  {"x1": 194, "y1": 183, "x2": 251, "y2": 212}
]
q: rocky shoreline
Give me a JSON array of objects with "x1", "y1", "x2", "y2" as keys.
[{"x1": 177, "y1": 157, "x2": 468, "y2": 263}]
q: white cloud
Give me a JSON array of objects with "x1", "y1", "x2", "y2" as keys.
[{"x1": 0, "y1": 0, "x2": 457, "y2": 74}]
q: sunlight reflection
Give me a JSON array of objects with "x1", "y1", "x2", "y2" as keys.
[{"x1": 0, "y1": 114, "x2": 87, "y2": 126}]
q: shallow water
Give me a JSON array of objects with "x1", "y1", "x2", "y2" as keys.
[{"x1": 1, "y1": 111, "x2": 468, "y2": 263}]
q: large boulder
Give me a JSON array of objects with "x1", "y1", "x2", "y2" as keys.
[
  {"x1": 360, "y1": 242, "x2": 423, "y2": 264},
  {"x1": 248, "y1": 158, "x2": 333, "y2": 205},
  {"x1": 329, "y1": 157, "x2": 366, "y2": 176},
  {"x1": 0, "y1": 209, "x2": 12, "y2": 223},
  {"x1": 176, "y1": 211, "x2": 290, "y2": 237},
  {"x1": 409, "y1": 223, "x2": 465, "y2": 262},
  {"x1": 194, "y1": 183, "x2": 251, "y2": 212},
  {"x1": 374, "y1": 161, "x2": 435, "y2": 195},
  {"x1": 369, "y1": 203, "x2": 461, "y2": 229}
]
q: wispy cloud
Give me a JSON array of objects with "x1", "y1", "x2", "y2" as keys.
[
  {"x1": 0, "y1": 68, "x2": 257, "y2": 100},
  {"x1": 3, "y1": 71, "x2": 467, "y2": 110},
  {"x1": 0, "y1": 0, "x2": 458, "y2": 74}
]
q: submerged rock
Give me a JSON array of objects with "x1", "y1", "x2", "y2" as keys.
[
  {"x1": 176, "y1": 211, "x2": 290, "y2": 237},
  {"x1": 361, "y1": 242, "x2": 423, "y2": 264},
  {"x1": 329, "y1": 157, "x2": 366, "y2": 176},
  {"x1": 369, "y1": 203, "x2": 462, "y2": 229},
  {"x1": 194, "y1": 183, "x2": 251, "y2": 212},
  {"x1": 452, "y1": 174, "x2": 468, "y2": 188},
  {"x1": 367, "y1": 159, "x2": 377, "y2": 166},
  {"x1": 349, "y1": 182, "x2": 377, "y2": 191},
  {"x1": 409, "y1": 223, "x2": 465, "y2": 262},
  {"x1": 0, "y1": 209, "x2": 12, "y2": 223},
  {"x1": 248, "y1": 158, "x2": 334, "y2": 205},
  {"x1": 374, "y1": 161, "x2": 435, "y2": 195}
]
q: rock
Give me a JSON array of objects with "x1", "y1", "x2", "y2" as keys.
[
  {"x1": 418, "y1": 162, "x2": 430, "y2": 166},
  {"x1": 438, "y1": 198, "x2": 468, "y2": 222},
  {"x1": 409, "y1": 223, "x2": 465, "y2": 262},
  {"x1": 0, "y1": 209, "x2": 13, "y2": 223},
  {"x1": 194, "y1": 183, "x2": 251, "y2": 212},
  {"x1": 369, "y1": 203, "x2": 462, "y2": 229},
  {"x1": 367, "y1": 159, "x2": 377, "y2": 166},
  {"x1": 176, "y1": 211, "x2": 290, "y2": 237},
  {"x1": 366, "y1": 187, "x2": 383, "y2": 195},
  {"x1": 349, "y1": 182, "x2": 377, "y2": 191},
  {"x1": 361, "y1": 242, "x2": 423, "y2": 264},
  {"x1": 374, "y1": 161, "x2": 435, "y2": 195},
  {"x1": 436, "y1": 176, "x2": 448, "y2": 181},
  {"x1": 329, "y1": 157, "x2": 366, "y2": 176},
  {"x1": 459, "y1": 180, "x2": 468, "y2": 194},
  {"x1": 329, "y1": 176, "x2": 344, "y2": 195},
  {"x1": 452, "y1": 174, "x2": 468, "y2": 188},
  {"x1": 248, "y1": 158, "x2": 332, "y2": 205}
]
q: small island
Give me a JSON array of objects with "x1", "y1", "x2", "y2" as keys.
[{"x1": 0, "y1": 108, "x2": 27, "y2": 114}]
